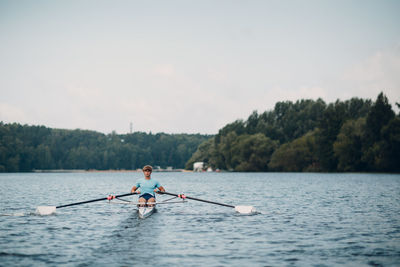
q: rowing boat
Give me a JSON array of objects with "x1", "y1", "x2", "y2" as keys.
[
  {"x1": 35, "y1": 191, "x2": 255, "y2": 216},
  {"x1": 110, "y1": 196, "x2": 185, "y2": 219},
  {"x1": 109, "y1": 197, "x2": 186, "y2": 219},
  {"x1": 138, "y1": 205, "x2": 156, "y2": 219}
]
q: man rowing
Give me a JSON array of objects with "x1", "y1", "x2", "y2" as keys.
[{"x1": 131, "y1": 165, "x2": 165, "y2": 207}]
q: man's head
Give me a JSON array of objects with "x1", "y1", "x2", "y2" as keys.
[{"x1": 142, "y1": 165, "x2": 153, "y2": 173}]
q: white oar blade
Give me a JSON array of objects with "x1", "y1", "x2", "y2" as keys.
[
  {"x1": 234, "y1": 206, "x2": 256, "y2": 214},
  {"x1": 36, "y1": 206, "x2": 56, "y2": 215}
]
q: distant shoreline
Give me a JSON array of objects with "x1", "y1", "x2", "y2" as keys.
[{"x1": 32, "y1": 169, "x2": 190, "y2": 173}]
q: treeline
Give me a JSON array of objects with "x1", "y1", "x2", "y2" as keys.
[
  {"x1": 186, "y1": 92, "x2": 400, "y2": 172},
  {"x1": 0, "y1": 124, "x2": 211, "y2": 172}
]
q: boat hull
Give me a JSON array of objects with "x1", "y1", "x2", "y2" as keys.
[{"x1": 138, "y1": 205, "x2": 156, "y2": 219}]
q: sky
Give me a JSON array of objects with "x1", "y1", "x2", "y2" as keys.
[{"x1": 1, "y1": 0, "x2": 399, "y2": 135}]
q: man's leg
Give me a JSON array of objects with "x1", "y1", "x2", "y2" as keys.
[
  {"x1": 147, "y1": 197, "x2": 156, "y2": 207},
  {"x1": 139, "y1": 197, "x2": 147, "y2": 207}
]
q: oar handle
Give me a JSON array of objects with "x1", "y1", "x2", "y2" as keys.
[
  {"x1": 56, "y1": 192, "x2": 136, "y2": 209},
  {"x1": 157, "y1": 191, "x2": 235, "y2": 208}
]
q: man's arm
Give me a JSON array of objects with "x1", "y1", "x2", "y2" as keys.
[
  {"x1": 157, "y1": 186, "x2": 165, "y2": 192},
  {"x1": 131, "y1": 186, "x2": 139, "y2": 193}
]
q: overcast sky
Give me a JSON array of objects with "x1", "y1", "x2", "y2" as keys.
[{"x1": 1, "y1": 0, "x2": 399, "y2": 135}]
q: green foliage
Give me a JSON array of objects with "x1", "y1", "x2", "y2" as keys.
[
  {"x1": 315, "y1": 98, "x2": 372, "y2": 171},
  {"x1": 188, "y1": 92, "x2": 397, "y2": 172},
  {"x1": 332, "y1": 94, "x2": 398, "y2": 172},
  {"x1": 365, "y1": 92, "x2": 395, "y2": 144},
  {"x1": 361, "y1": 116, "x2": 400, "y2": 172},
  {"x1": 231, "y1": 134, "x2": 278, "y2": 172},
  {"x1": 2, "y1": 92, "x2": 398, "y2": 173},
  {"x1": 185, "y1": 138, "x2": 215, "y2": 170},
  {"x1": 242, "y1": 99, "x2": 327, "y2": 144},
  {"x1": 361, "y1": 93, "x2": 395, "y2": 171},
  {"x1": 0, "y1": 122, "x2": 210, "y2": 172},
  {"x1": 186, "y1": 133, "x2": 278, "y2": 171},
  {"x1": 333, "y1": 118, "x2": 366, "y2": 171},
  {"x1": 379, "y1": 117, "x2": 400, "y2": 171},
  {"x1": 269, "y1": 131, "x2": 320, "y2": 172}
]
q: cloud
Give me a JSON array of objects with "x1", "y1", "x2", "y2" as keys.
[
  {"x1": 0, "y1": 103, "x2": 27, "y2": 123},
  {"x1": 269, "y1": 86, "x2": 328, "y2": 103},
  {"x1": 154, "y1": 64, "x2": 176, "y2": 78},
  {"x1": 339, "y1": 45, "x2": 400, "y2": 105}
]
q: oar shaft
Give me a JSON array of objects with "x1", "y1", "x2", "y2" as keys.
[
  {"x1": 56, "y1": 192, "x2": 135, "y2": 209},
  {"x1": 158, "y1": 191, "x2": 234, "y2": 208}
]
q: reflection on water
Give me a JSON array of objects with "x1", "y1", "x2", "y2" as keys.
[{"x1": 0, "y1": 172, "x2": 399, "y2": 266}]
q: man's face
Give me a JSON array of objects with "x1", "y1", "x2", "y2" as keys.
[{"x1": 144, "y1": 169, "x2": 152, "y2": 178}]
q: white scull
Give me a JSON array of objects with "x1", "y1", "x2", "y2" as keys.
[
  {"x1": 110, "y1": 195, "x2": 187, "y2": 219},
  {"x1": 35, "y1": 191, "x2": 256, "y2": 216},
  {"x1": 138, "y1": 205, "x2": 156, "y2": 219},
  {"x1": 110, "y1": 200, "x2": 187, "y2": 205}
]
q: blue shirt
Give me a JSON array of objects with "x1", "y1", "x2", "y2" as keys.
[{"x1": 135, "y1": 178, "x2": 161, "y2": 196}]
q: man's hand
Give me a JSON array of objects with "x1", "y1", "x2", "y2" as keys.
[{"x1": 131, "y1": 186, "x2": 138, "y2": 194}]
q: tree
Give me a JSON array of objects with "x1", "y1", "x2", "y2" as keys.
[
  {"x1": 185, "y1": 138, "x2": 215, "y2": 170},
  {"x1": 333, "y1": 118, "x2": 366, "y2": 171},
  {"x1": 269, "y1": 131, "x2": 319, "y2": 172},
  {"x1": 363, "y1": 92, "x2": 395, "y2": 170},
  {"x1": 0, "y1": 122, "x2": 209, "y2": 171},
  {"x1": 376, "y1": 117, "x2": 400, "y2": 171},
  {"x1": 231, "y1": 134, "x2": 278, "y2": 172},
  {"x1": 217, "y1": 131, "x2": 239, "y2": 170},
  {"x1": 187, "y1": 93, "x2": 394, "y2": 172},
  {"x1": 245, "y1": 111, "x2": 259, "y2": 134},
  {"x1": 315, "y1": 101, "x2": 347, "y2": 171},
  {"x1": 365, "y1": 92, "x2": 395, "y2": 144}
]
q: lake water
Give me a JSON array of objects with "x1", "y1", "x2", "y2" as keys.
[{"x1": 0, "y1": 172, "x2": 399, "y2": 266}]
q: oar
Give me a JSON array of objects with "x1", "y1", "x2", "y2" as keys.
[
  {"x1": 157, "y1": 191, "x2": 255, "y2": 214},
  {"x1": 36, "y1": 192, "x2": 137, "y2": 215}
]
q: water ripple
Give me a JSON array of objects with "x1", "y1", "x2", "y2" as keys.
[{"x1": 1, "y1": 172, "x2": 400, "y2": 266}]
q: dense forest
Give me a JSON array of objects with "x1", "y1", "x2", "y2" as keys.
[
  {"x1": 186, "y1": 92, "x2": 400, "y2": 172},
  {"x1": 1, "y1": 92, "x2": 399, "y2": 173},
  {"x1": 0, "y1": 125, "x2": 211, "y2": 172}
]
